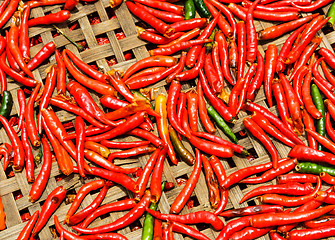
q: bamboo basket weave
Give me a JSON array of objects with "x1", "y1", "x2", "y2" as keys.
[{"x1": 0, "y1": 0, "x2": 335, "y2": 239}]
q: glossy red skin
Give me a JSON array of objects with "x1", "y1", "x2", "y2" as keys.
[
  {"x1": 220, "y1": 205, "x2": 283, "y2": 218},
  {"x1": 264, "y1": 44, "x2": 278, "y2": 107},
  {"x1": 289, "y1": 145, "x2": 335, "y2": 165},
  {"x1": 321, "y1": 60, "x2": 335, "y2": 87},
  {"x1": 28, "y1": 10, "x2": 70, "y2": 27},
  {"x1": 291, "y1": 0, "x2": 333, "y2": 12},
  {"x1": 29, "y1": 137, "x2": 52, "y2": 202},
  {"x1": 312, "y1": 57, "x2": 335, "y2": 92},
  {"x1": 216, "y1": 216, "x2": 251, "y2": 239},
  {"x1": 204, "y1": 53, "x2": 223, "y2": 94},
  {"x1": 17, "y1": 210, "x2": 39, "y2": 240},
  {"x1": 19, "y1": 5, "x2": 31, "y2": 62},
  {"x1": 302, "y1": 109, "x2": 318, "y2": 149},
  {"x1": 186, "y1": 90, "x2": 199, "y2": 132},
  {"x1": 134, "y1": 3, "x2": 184, "y2": 23},
  {"x1": 167, "y1": 51, "x2": 186, "y2": 83},
  {"x1": 25, "y1": 83, "x2": 41, "y2": 147},
  {"x1": 5, "y1": 30, "x2": 20, "y2": 72},
  {"x1": 326, "y1": 113, "x2": 335, "y2": 143},
  {"x1": 302, "y1": 70, "x2": 322, "y2": 119},
  {"x1": 293, "y1": 66, "x2": 309, "y2": 106},
  {"x1": 176, "y1": 47, "x2": 205, "y2": 81},
  {"x1": 128, "y1": 128, "x2": 165, "y2": 148},
  {"x1": 170, "y1": 18, "x2": 207, "y2": 32},
  {"x1": 237, "y1": 21, "x2": 246, "y2": 82},
  {"x1": 245, "y1": 0, "x2": 260, "y2": 63},
  {"x1": 230, "y1": 226, "x2": 272, "y2": 240},
  {"x1": 202, "y1": 155, "x2": 220, "y2": 209},
  {"x1": 246, "y1": 51, "x2": 265, "y2": 101},
  {"x1": 0, "y1": 0, "x2": 19, "y2": 29},
  {"x1": 21, "y1": 123, "x2": 35, "y2": 183}
]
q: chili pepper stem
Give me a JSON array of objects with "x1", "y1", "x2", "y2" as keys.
[{"x1": 53, "y1": 25, "x2": 84, "y2": 52}]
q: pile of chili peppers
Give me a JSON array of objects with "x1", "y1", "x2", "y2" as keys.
[{"x1": 2, "y1": 0, "x2": 335, "y2": 239}]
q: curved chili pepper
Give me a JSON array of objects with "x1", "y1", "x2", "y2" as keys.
[
  {"x1": 279, "y1": 73, "x2": 304, "y2": 135},
  {"x1": 237, "y1": 21, "x2": 246, "y2": 82},
  {"x1": 55, "y1": 215, "x2": 85, "y2": 240},
  {"x1": 288, "y1": 226, "x2": 335, "y2": 240},
  {"x1": 264, "y1": 44, "x2": 277, "y2": 107},
  {"x1": 241, "y1": 158, "x2": 297, "y2": 184},
  {"x1": 230, "y1": 226, "x2": 273, "y2": 240},
  {"x1": 152, "y1": 39, "x2": 211, "y2": 56},
  {"x1": 73, "y1": 166, "x2": 136, "y2": 193},
  {"x1": 312, "y1": 57, "x2": 335, "y2": 92},
  {"x1": 0, "y1": 0, "x2": 19, "y2": 29},
  {"x1": 244, "y1": 1, "x2": 301, "y2": 12},
  {"x1": 126, "y1": 2, "x2": 174, "y2": 36},
  {"x1": 127, "y1": 68, "x2": 164, "y2": 84},
  {"x1": 176, "y1": 47, "x2": 205, "y2": 82},
  {"x1": 246, "y1": 51, "x2": 265, "y2": 101},
  {"x1": 250, "y1": 205, "x2": 335, "y2": 228},
  {"x1": 155, "y1": 94, "x2": 177, "y2": 165},
  {"x1": 149, "y1": 146, "x2": 167, "y2": 203},
  {"x1": 176, "y1": 92, "x2": 186, "y2": 127},
  {"x1": 169, "y1": 126, "x2": 194, "y2": 165},
  {"x1": 80, "y1": 199, "x2": 136, "y2": 229},
  {"x1": 266, "y1": 0, "x2": 311, "y2": 6},
  {"x1": 170, "y1": 148, "x2": 202, "y2": 214},
  {"x1": 21, "y1": 123, "x2": 34, "y2": 183},
  {"x1": 85, "y1": 149, "x2": 140, "y2": 174},
  {"x1": 166, "y1": 51, "x2": 186, "y2": 83},
  {"x1": 320, "y1": 172, "x2": 335, "y2": 185},
  {"x1": 5, "y1": 30, "x2": 18, "y2": 71},
  {"x1": 125, "y1": 64, "x2": 179, "y2": 89},
  {"x1": 185, "y1": 14, "x2": 220, "y2": 68},
  {"x1": 0, "y1": 0, "x2": 9, "y2": 16},
  {"x1": 28, "y1": 0, "x2": 67, "y2": 8},
  {"x1": 204, "y1": 53, "x2": 223, "y2": 94},
  {"x1": 302, "y1": 109, "x2": 318, "y2": 149},
  {"x1": 321, "y1": 60, "x2": 335, "y2": 87},
  {"x1": 29, "y1": 136, "x2": 51, "y2": 202},
  {"x1": 42, "y1": 118, "x2": 73, "y2": 176},
  {"x1": 134, "y1": 0, "x2": 184, "y2": 14},
  {"x1": 62, "y1": 50, "x2": 115, "y2": 96},
  {"x1": 258, "y1": 14, "x2": 316, "y2": 41},
  {"x1": 305, "y1": 128, "x2": 335, "y2": 154},
  {"x1": 220, "y1": 205, "x2": 283, "y2": 218},
  {"x1": 259, "y1": 177, "x2": 321, "y2": 207},
  {"x1": 289, "y1": 144, "x2": 335, "y2": 166},
  {"x1": 128, "y1": 128, "x2": 165, "y2": 148},
  {"x1": 291, "y1": 0, "x2": 332, "y2": 11},
  {"x1": 216, "y1": 216, "x2": 251, "y2": 240},
  {"x1": 64, "y1": 0, "x2": 79, "y2": 10},
  {"x1": 186, "y1": 89, "x2": 199, "y2": 132},
  {"x1": 19, "y1": 5, "x2": 31, "y2": 62},
  {"x1": 28, "y1": 10, "x2": 70, "y2": 27},
  {"x1": 84, "y1": 141, "x2": 110, "y2": 158},
  {"x1": 319, "y1": 47, "x2": 335, "y2": 71},
  {"x1": 0, "y1": 68, "x2": 5, "y2": 96},
  {"x1": 138, "y1": 29, "x2": 173, "y2": 45},
  {"x1": 100, "y1": 140, "x2": 149, "y2": 150},
  {"x1": 108, "y1": 145, "x2": 155, "y2": 162},
  {"x1": 146, "y1": 208, "x2": 224, "y2": 230},
  {"x1": 228, "y1": 3, "x2": 299, "y2": 22},
  {"x1": 162, "y1": 222, "x2": 173, "y2": 240},
  {"x1": 8, "y1": 12, "x2": 34, "y2": 78},
  {"x1": 64, "y1": 49, "x2": 109, "y2": 83},
  {"x1": 170, "y1": 221, "x2": 208, "y2": 240},
  {"x1": 276, "y1": 24, "x2": 306, "y2": 73},
  {"x1": 0, "y1": 145, "x2": 9, "y2": 171},
  {"x1": 304, "y1": 215, "x2": 335, "y2": 229},
  {"x1": 196, "y1": 80, "x2": 215, "y2": 134},
  {"x1": 73, "y1": 190, "x2": 151, "y2": 234},
  {"x1": 286, "y1": 17, "x2": 330, "y2": 65},
  {"x1": 17, "y1": 210, "x2": 39, "y2": 240},
  {"x1": 167, "y1": 80, "x2": 189, "y2": 137},
  {"x1": 277, "y1": 173, "x2": 318, "y2": 184},
  {"x1": 69, "y1": 182, "x2": 110, "y2": 226},
  {"x1": 302, "y1": 71, "x2": 322, "y2": 119},
  {"x1": 31, "y1": 186, "x2": 67, "y2": 237},
  {"x1": 42, "y1": 108, "x2": 77, "y2": 159},
  {"x1": 16, "y1": 89, "x2": 25, "y2": 133},
  {"x1": 245, "y1": 0, "x2": 259, "y2": 63},
  {"x1": 229, "y1": 40, "x2": 238, "y2": 77},
  {"x1": 200, "y1": 69, "x2": 234, "y2": 122},
  {"x1": 251, "y1": 111, "x2": 295, "y2": 147},
  {"x1": 160, "y1": 28, "x2": 201, "y2": 48},
  {"x1": 74, "y1": 116, "x2": 86, "y2": 177},
  {"x1": 24, "y1": 82, "x2": 41, "y2": 147}
]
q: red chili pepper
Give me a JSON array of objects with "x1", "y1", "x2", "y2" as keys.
[
  {"x1": 162, "y1": 222, "x2": 173, "y2": 240},
  {"x1": 166, "y1": 52, "x2": 186, "y2": 83},
  {"x1": 31, "y1": 186, "x2": 67, "y2": 237},
  {"x1": 64, "y1": 0, "x2": 79, "y2": 10},
  {"x1": 196, "y1": 81, "x2": 216, "y2": 134},
  {"x1": 327, "y1": 112, "x2": 335, "y2": 143},
  {"x1": 0, "y1": 145, "x2": 9, "y2": 171},
  {"x1": 251, "y1": 111, "x2": 295, "y2": 147},
  {"x1": 186, "y1": 14, "x2": 220, "y2": 68},
  {"x1": 55, "y1": 215, "x2": 85, "y2": 240},
  {"x1": 237, "y1": 21, "x2": 246, "y2": 82},
  {"x1": 108, "y1": 145, "x2": 155, "y2": 162},
  {"x1": 15, "y1": 89, "x2": 26, "y2": 133},
  {"x1": 276, "y1": 24, "x2": 306, "y2": 73},
  {"x1": 182, "y1": 108, "x2": 234, "y2": 158},
  {"x1": 204, "y1": 52, "x2": 223, "y2": 94},
  {"x1": 243, "y1": 117, "x2": 279, "y2": 169},
  {"x1": 241, "y1": 158, "x2": 297, "y2": 184},
  {"x1": 29, "y1": 136, "x2": 52, "y2": 202},
  {"x1": 302, "y1": 71, "x2": 322, "y2": 119},
  {"x1": 319, "y1": 47, "x2": 335, "y2": 72},
  {"x1": 17, "y1": 210, "x2": 39, "y2": 240},
  {"x1": 79, "y1": 198, "x2": 136, "y2": 229},
  {"x1": 302, "y1": 109, "x2": 318, "y2": 150},
  {"x1": 312, "y1": 57, "x2": 335, "y2": 92},
  {"x1": 292, "y1": 66, "x2": 308, "y2": 107},
  {"x1": 186, "y1": 89, "x2": 199, "y2": 132},
  {"x1": 84, "y1": 141, "x2": 110, "y2": 158},
  {"x1": 289, "y1": 145, "x2": 335, "y2": 165},
  {"x1": 146, "y1": 208, "x2": 224, "y2": 230},
  {"x1": 21, "y1": 123, "x2": 34, "y2": 183},
  {"x1": 0, "y1": 0, "x2": 19, "y2": 29},
  {"x1": 176, "y1": 47, "x2": 205, "y2": 82},
  {"x1": 19, "y1": 5, "x2": 31, "y2": 63},
  {"x1": 245, "y1": 0, "x2": 260, "y2": 63},
  {"x1": 100, "y1": 140, "x2": 150, "y2": 150},
  {"x1": 266, "y1": 0, "x2": 311, "y2": 7},
  {"x1": 0, "y1": 0, "x2": 9, "y2": 16},
  {"x1": 285, "y1": 17, "x2": 330, "y2": 65},
  {"x1": 73, "y1": 190, "x2": 151, "y2": 234},
  {"x1": 321, "y1": 60, "x2": 335, "y2": 87},
  {"x1": 170, "y1": 148, "x2": 202, "y2": 214},
  {"x1": 138, "y1": 29, "x2": 173, "y2": 45},
  {"x1": 0, "y1": 67, "x2": 5, "y2": 95},
  {"x1": 149, "y1": 146, "x2": 167, "y2": 203},
  {"x1": 291, "y1": 0, "x2": 333, "y2": 11},
  {"x1": 176, "y1": 92, "x2": 187, "y2": 128},
  {"x1": 135, "y1": 3, "x2": 184, "y2": 23},
  {"x1": 244, "y1": 0, "x2": 300, "y2": 11},
  {"x1": 228, "y1": 40, "x2": 238, "y2": 74},
  {"x1": 200, "y1": 69, "x2": 234, "y2": 122},
  {"x1": 230, "y1": 226, "x2": 273, "y2": 240},
  {"x1": 169, "y1": 18, "x2": 207, "y2": 33},
  {"x1": 314, "y1": 77, "x2": 335, "y2": 106},
  {"x1": 128, "y1": 128, "x2": 165, "y2": 148},
  {"x1": 264, "y1": 44, "x2": 277, "y2": 107},
  {"x1": 228, "y1": 3, "x2": 299, "y2": 22},
  {"x1": 134, "y1": 0, "x2": 184, "y2": 15},
  {"x1": 73, "y1": 116, "x2": 86, "y2": 177},
  {"x1": 216, "y1": 216, "x2": 251, "y2": 240},
  {"x1": 305, "y1": 128, "x2": 335, "y2": 154},
  {"x1": 28, "y1": 0, "x2": 67, "y2": 8},
  {"x1": 220, "y1": 205, "x2": 283, "y2": 218},
  {"x1": 62, "y1": 51, "x2": 115, "y2": 96},
  {"x1": 204, "y1": 0, "x2": 233, "y2": 39},
  {"x1": 42, "y1": 118, "x2": 73, "y2": 176},
  {"x1": 126, "y1": 2, "x2": 174, "y2": 36},
  {"x1": 320, "y1": 172, "x2": 335, "y2": 185},
  {"x1": 246, "y1": 51, "x2": 265, "y2": 101},
  {"x1": 160, "y1": 28, "x2": 201, "y2": 49},
  {"x1": 28, "y1": 10, "x2": 70, "y2": 27},
  {"x1": 250, "y1": 205, "x2": 335, "y2": 228},
  {"x1": 201, "y1": 155, "x2": 220, "y2": 209}
]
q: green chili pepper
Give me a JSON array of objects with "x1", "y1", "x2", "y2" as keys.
[
  {"x1": 194, "y1": 0, "x2": 211, "y2": 18},
  {"x1": 205, "y1": 28, "x2": 217, "y2": 52},
  {"x1": 327, "y1": 1, "x2": 335, "y2": 27},
  {"x1": 296, "y1": 162, "x2": 335, "y2": 176},
  {"x1": 311, "y1": 84, "x2": 325, "y2": 151},
  {"x1": 169, "y1": 126, "x2": 195, "y2": 165},
  {"x1": 184, "y1": 0, "x2": 196, "y2": 20},
  {"x1": 0, "y1": 91, "x2": 13, "y2": 119},
  {"x1": 142, "y1": 182, "x2": 165, "y2": 240},
  {"x1": 207, "y1": 106, "x2": 238, "y2": 144}
]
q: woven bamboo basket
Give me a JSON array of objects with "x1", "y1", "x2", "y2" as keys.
[{"x1": 0, "y1": 0, "x2": 335, "y2": 239}]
